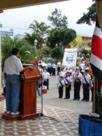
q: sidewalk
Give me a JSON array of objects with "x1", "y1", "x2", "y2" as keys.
[{"x1": 0, "y1": 76, "x2": 92, "y2": 136}]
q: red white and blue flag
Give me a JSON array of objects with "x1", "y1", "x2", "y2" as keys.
[{"x1": 90, "y1": 18, "x2": 102, "y2": 80}]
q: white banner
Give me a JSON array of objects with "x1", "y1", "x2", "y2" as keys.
[{"x1": 62, "y1": 48, "x2": 77, "y2": 67}]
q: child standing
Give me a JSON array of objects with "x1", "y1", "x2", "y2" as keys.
[{"x1": 57, "y1": 75, "x2": 65, "y2": 98}]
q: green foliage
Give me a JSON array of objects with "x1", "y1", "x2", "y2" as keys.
[
  {"x1": 26, "y1": 20, "x2": 49, "y2": 49},
  {"x1": 48, "y1": 8, "x2": 68, "y2": 28},
  {"x1": 61, "y1": 28, "x2": 76, "y2": 47},
  {"x1": 19, "y1": 45, "x2": 35, "y2": 63},
  {"x1": 47, "y1": 9, "x2": 76, "y2": 49},
  {"x1": 2, "y1": 36, "x2": 15, "y2": 63},
  {"x1": 47, "y1": 28, "x2": 76, "y2": 48},
  {"x1": 77, "y1": 2, "x2": 96, "y2": 25},
  {"x1": 1, "y1": 36, "x2": 36, "y2": 65},
  {"x1": 29, "y1": 20, "x2": 49, "y2": 34},
  {"x1": 41, "y1": 47, "x2": 51, "y2": 57},
  {"x1": 25, "y1": 33, "x2": 36, "y2": 46},
  {"x1": 47, "y1": 28, "x2": 61, "y2": 48},
  {"x1": 51, "y1": 46, "x2": 64, "y2": 60},
  {"x1": 81, "y1": 48, "x2": 91, "y2": 58}
]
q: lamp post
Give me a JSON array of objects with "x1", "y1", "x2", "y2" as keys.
[
  {"x1": 34, "y1": 39, "x2": 37, "y2": 56},
  {"x1": 34, "y1": 39, "x2": 37, "y2": 47}
]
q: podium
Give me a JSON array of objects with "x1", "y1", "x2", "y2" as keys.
[
  {"x1": 20, "y1": 66, "x2": 41, "y2": 119},
  {"x1": 2, "y1": 66, "x2": 41, "y2": 120}
]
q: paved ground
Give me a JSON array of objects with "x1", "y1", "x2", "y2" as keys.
[{"x1": 0, "y1": 76, "x2": 92, "y2": 136}]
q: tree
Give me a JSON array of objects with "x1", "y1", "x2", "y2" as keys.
[
  {"x1": 2, "y1": 36, "x2": 14, "y2": 65},
  {"x1": 61, "y1": 28, "x2": 76, "y2": 47},
  {"x1": 47, "y1": 28, "x2": 61, "y2": 48},
  {"x1": 47, "y1": 28, "x2": 76, "y2": 48},
  {"x1": 41, "y1": 47, "x2": 51, "y2": 57},
  {"x1": 51, "y1": 46, "x2": 63, "y2": 61},
  {"x1": 77, "y1": 0, "x2": 96, "y2": 25},
  {"x1": 27, "y1": 20, "x2": 49, "y2": 49},
  {"x1": 1, "y1": 36, "x2": 36, "y2": 64},
  {"x1": 47, "y1": 8, "x2": 76, "y2": 49},
  {"x1": 25, "y1": 33, "x2": 36, "y2": 46},
  {"x1": 48, "y1": 8, "x2": 68, "y2": 28}
]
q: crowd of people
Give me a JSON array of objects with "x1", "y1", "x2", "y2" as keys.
[
  {"x1": 57, "y1": 66, "x2": 93, "y2": 101},
  {"x1": 57, "y1": 59, "x2": 93, "y2": 102},
  {"x1": 37, "y1": 59, "x2": 94, "y2": 102},
  {"x1": 58, "y1": 60, "x2": 94, "y2": 101}
]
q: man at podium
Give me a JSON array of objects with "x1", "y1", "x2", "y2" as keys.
[{"x1": 3, "y1": 48, "x2": 23, "y2": 116}]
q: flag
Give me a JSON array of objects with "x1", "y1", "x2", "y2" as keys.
[{"x1": 90, "y1": 18, "x2": 102, "y2": 80}]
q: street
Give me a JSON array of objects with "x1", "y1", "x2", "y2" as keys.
[
  {"x1": 0, "y1": 75, "x2": 92, "y2": 136},
  {"x1": 37, "y1": 75, "x2": 92, "y2": 115}
]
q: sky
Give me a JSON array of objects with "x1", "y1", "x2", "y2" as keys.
[{"x1": 0, "y1": 0, "x2": 95, "y2": 37}]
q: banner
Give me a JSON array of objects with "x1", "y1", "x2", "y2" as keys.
[{"x1": 62, "y1": 48, "x2": 77, "y2": 67}]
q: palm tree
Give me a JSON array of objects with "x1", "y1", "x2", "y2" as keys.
[
  {"x1": 25, "y1": 33, "x2": 36, "y2": 46},
  {"x1": 28, "y1": 20, "x2": 49, "y2": 49}
]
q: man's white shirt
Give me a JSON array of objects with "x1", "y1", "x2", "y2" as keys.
[{"x1": 4, "y1": 55, "x2": 23, "y2": 75}]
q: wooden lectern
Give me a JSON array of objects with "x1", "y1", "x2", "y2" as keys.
[
  {"x1": 2, "y1": 66, "x2": 41, "y2": 120},
  {"x1": 19, "y1": 66, "x2": 41, "y2": 119}
]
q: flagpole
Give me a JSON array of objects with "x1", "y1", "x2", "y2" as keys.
[
  {"x1": 39, "y1": 81, "x2": 44, "y2": 116},
  {"x1": 0, "y1": 32, "x2": 1, "y2": 94},
  {"x1": 92, "y1": 76, "x2": 95, "y2": 113},
  {"x1": 0, "y1": 11, "x2": 3, "y2": 94},
  {"x1": 92, "y1": 76, "x2": 98, "y2": 113}
]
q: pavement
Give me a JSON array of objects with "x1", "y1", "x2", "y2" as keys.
[{"x1": 0, "y1": 76, "x2": 92, "y2": 136}]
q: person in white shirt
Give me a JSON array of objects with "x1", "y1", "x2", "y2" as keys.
[
  {"x1": 3, "y1": 48, "x2": 23, "y2": 116},
  {"x1": 64, "y1": 70, "x2": 73, "y2": 99},
  {"x1": 81, "y1": 67, "x2": 91, "y2": 101},
  {"x1": 42, "y1": 67, "x2": 50, "y2": 90},
  {"x1": 57, "y1": 75, "x2": 65, "y2": 98},
  {"x1": 79, "y1": 60, "x2": 85, "y2": 73},
  {"x1": 73, "y1": 67, "x2": 82, "y2": 100}
]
